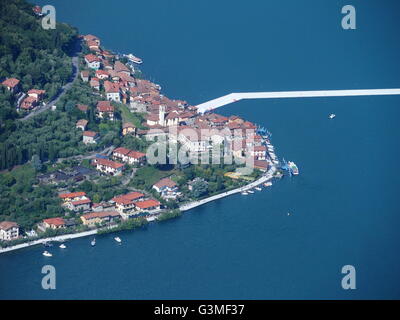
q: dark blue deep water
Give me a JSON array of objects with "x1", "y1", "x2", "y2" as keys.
[{"x1": 1, "y1": 0, "x2": 400, "y2": 299}]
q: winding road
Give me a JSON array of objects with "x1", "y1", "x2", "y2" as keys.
[{"x1": 19, "y1": 39, "x2": 82, "y2": 121}]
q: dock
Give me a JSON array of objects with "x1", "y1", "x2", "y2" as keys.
[{"x1": 196, "y1": 88, "x2": 400, "y2": 113}]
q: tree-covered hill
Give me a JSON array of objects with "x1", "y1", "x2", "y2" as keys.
[
  {"x1": 0, "y1": 0, "x2": 81, "y2": 170},
  {"x1": 0, "y1": 0, "x2": 78, "y2": 121}
]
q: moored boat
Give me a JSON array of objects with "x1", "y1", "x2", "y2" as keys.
[
  {"x1": 42, "y1": 251, "x2": 52, "y2": 257},
  {"x1": 126, "y1": 53, "x2": 143, "y2": 64},
  {"x1": 114, "y1": 237, "x2": 122, "y2": 243},
  {"x1": 288, "y1": 161, "x2": 299, "y2": 175},
  {"x1": 59, "y1": 244, "x2": 66, "y2": 249}
]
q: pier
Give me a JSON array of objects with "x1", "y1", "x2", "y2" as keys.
[{"x1": 195, "y1": 88, "x2": 400, "y2": 113}]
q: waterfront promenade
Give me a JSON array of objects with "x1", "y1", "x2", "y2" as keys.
[
  {"x1": 180, "y1": 166, "x2": 277, "y2": 211},
  {"x1": 0, "y1": 167, "x2": 276, "y2": 254},
  {"x1": 0, "y1": 230, "x2": 97, "y2": 254},
  {"x1": 196, "y1": 88, "x2": 400, "y2": 113}
]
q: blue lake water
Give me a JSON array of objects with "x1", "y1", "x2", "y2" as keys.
[{"x1": 1, "y1": 0, "x2": 400, "y2": 299}]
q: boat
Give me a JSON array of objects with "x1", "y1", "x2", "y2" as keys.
[
  {"x1": 255, "y1": 187, "x2": 262, "y2": 191},
  {"x1": 329, "y1": 113, "x2": 336, "y2": 119},
  {"x1": 248, "y1": 190, "x2": 254, "y2": 194},
  {"x1": 114, "y1": 237, "x2": 122, "y2": 243},
  {"x1": 42, "y1": 251, "x2": 52, "y2": 257},
  {"x1": 126, "y1": 53, "x2": 143, "y2": 64},
  {"x1": 288, "y1": 161, "x2": 299, "y2": 175},
  {"x1": 241, "y1": 191, "x2": 248, "y2": 195},
  {"x1": 43, "y1": 241, "x2": 53, "y2": 247},
  {"x1": 91, "y1": 238, "x2": 96, "y2": 246},
  {"x1": 264, "y1": 182, "x2": 273, "y2": 187},
  {"x1": 59, "y1": 244, "x2": 66, "y2": 249}
]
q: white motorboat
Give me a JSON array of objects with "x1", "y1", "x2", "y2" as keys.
[
  {"x1": 241, "y1": 191, "x2": 248, "y2": 195},
  {"x1": 42, "y1": 251, "x2": 52, "y2": 257},
  {"x1": 329, "y1": 113, "x2": 336, "y2": 119},
  {"x1": 59, "y1": 244, "x2": 66, "y2": 249},
  {"x1": 247, "y1": 190, "x2": 254, "y2": 194},
  {"x1": 255, "y1": 187, "x2": 262, "y2": 191},
  {"x1": 91, "y1": 238, "x2": 96, "y2": 246},
  {"x1": 114, "y1": 237, "x2": 122, "y2": 243}
]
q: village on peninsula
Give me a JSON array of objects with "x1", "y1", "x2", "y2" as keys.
[{"x1": 0, "y1": 4, "x2": 284, "y2": 252}]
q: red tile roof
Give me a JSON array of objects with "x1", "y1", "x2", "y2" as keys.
[
  {"x1": 128, "y1": 151, "x2": 146, "y2": 159},
  {"x1": 153, "y1": 178, "x2": 177, "y2": 189},
  {"x1": 133, "y1": 199, "x2": 161, "y2": 210},
  {"x1": 95, "y1": 158, "x2": 124, "y2": 169},
  {"x1": 83, "y1": 131, "x2": 98, "y2": 137},
  {"x1": 43, "y1": 217, "x2": 66, "y2": 226},
  {"x1": 85, "y1": 54, "x2": 100, "y2": 63},
  {"x1": 82, "y1": 211, "x2": 120, "y2": 220},
  {"x1": 114, "y1": 61, "x2": 130, "y2": 73},
  {"x1": 2, "y1": 78, "x2": 20, "y2": 88},
  {"x1": 76, "y1": 119, "x2": 88, "y2": 127},
  {"x1": 71, "y1": 198, "x2": 92, "y2": 206},
  {"x1": 0, "y1": 221, "x2": 18, "y2": 230},
  {"x1": 104, "y1": 80, "x2": 120, "y2": 94},
  {"x1": 95, "y1": 70, "x2": 109, "y2": 77},
  {"x1": 59, "y1": 191, "x2": 86, "y2": 199},
  {"x1": 96, "y1": 101, "x2": 113, "y2": 111},
  {"x1": 113, "y1": 147, "x2": 131, "y2": 155},
  {"x1": 27, "y1": 89, "x2": 45, "y2": 95}
]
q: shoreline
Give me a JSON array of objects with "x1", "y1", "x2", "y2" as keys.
[{"x1": 0, "y1": 166, "x2": 276, "y2": 254}]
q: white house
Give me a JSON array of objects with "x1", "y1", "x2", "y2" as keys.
[
  {"x1": 153, "y1": 178, "x2": 181, "y2": 200},
  {"x1": 104, "y1": 81, "x2": 121, "y2": 102},
  {"x1": 83, "y1": 131, "x2": 99, "y2": 144},
  {"x1": 84, "y1": 54, "x2": 101, "y2": 70},
  {"x1": 0, "y1": 221, "x2": 19, "y2": 241},
  {"x1": 96, "y1": 101, "x2": 115, "y2": 120},
  {"x1": 93, "y1": 158, "x2": 124, "y2": 176}
]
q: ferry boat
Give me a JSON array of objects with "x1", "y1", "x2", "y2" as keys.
[
  {"x1": 59, "y1": 243, "x2": 66, "y2": 249},
  {"x1": 329, "y1": 113, "x2": 336, "y2": 119},
  {"x1": 126, "y1": 53, "x2": 143, "y2": 64},
  {"x1": 91, "y1": 238, "x2": 96, "y2": 246},
  {"x1": 288, "y1": 161, "x2": 299, "y2": 175},
  {"x1": 114, "y1": 237, "x2": 122, "y2": 243},
  {"x1": 42, "y1": 251, "x2": 52, "y2": 257}
]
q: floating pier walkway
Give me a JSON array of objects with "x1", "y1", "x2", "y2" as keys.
[{"x1": 196, "y1": 88, "x2": 400, "y2": 113}]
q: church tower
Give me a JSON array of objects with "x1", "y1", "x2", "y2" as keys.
[{"x1": 159, "y1": 105, "x2": 166, "y2": 126}]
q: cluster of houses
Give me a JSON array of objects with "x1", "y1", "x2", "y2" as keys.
[
  {"x1": 1, "y1": 78, "x2": 46, "y2": 111},
  {"x1": 140, "y1": 107, "x2": 270, "y2": 171},
  {"x1": 0, "y1": 175, "x2": 181, "y2": 241},
  {"x1": 112, "y1": 147, "x2": 146, "y2": 165},
  {"x1": 38, "y1": 190, "x2": 162, "y2": 230}
]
